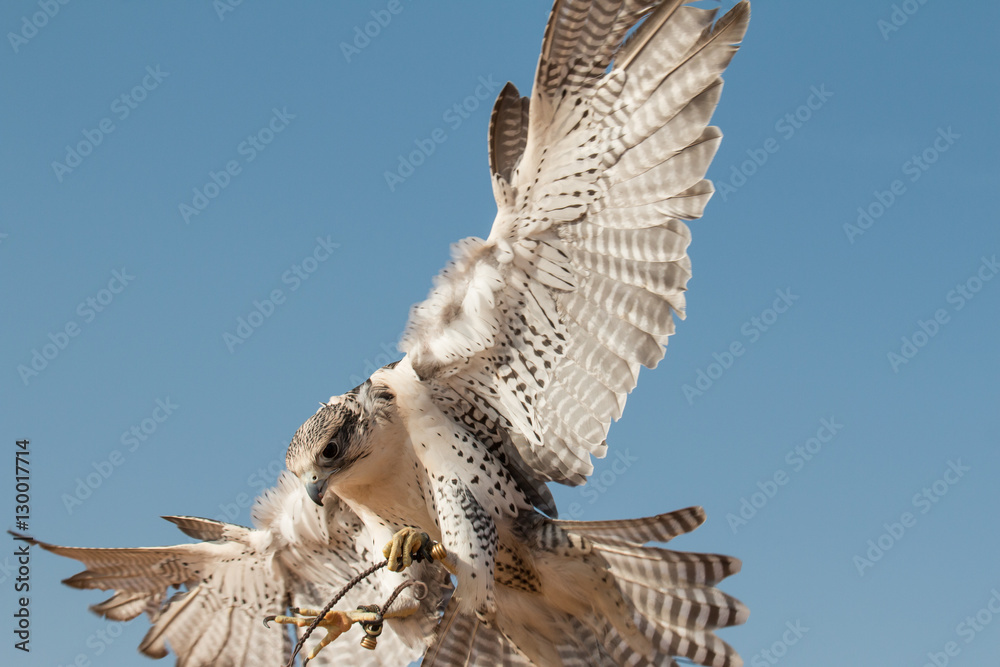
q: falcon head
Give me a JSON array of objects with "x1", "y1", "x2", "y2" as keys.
[{"x1": 285, "y1": 381, "x2": 396, "y2": 506}]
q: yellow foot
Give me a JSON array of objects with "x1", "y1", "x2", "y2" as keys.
[
  {"x1": 264, "y1": 606, "x2": 380, "y2": 663},
  {"x1": 382, "y1": 527, "x2": 443, "y2": 572}
]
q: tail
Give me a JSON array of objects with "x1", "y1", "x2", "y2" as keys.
[
  {"x1": 561, "y1": 506, "x2": 749, "y2": 667},
  {"x1": 425, "y1": 507, "x2": 747, "y2": 666}
]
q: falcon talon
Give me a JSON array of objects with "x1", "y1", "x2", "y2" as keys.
[
  {"x1": 268, "y1": 606, "x2": 381, "y2": 664},
  {"x1": 381, "y1": 527, "x2": 435, "y2": 572}
]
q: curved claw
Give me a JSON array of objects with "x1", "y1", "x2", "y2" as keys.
[
  {"x1": 382, "y1": 528, "x2": 437, "y2": 572},
  {"x1": 263, "y1": 615, "x2": 276, "y2": 628}
]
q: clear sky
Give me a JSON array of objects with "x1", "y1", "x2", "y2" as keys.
[{"x1": 2, "y1": 2, "x2": 998, "y2": 666}]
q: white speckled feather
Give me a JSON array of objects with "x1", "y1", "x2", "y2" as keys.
[{"x1": 400, "y1": 1, "x2": 750, "y2": 487}]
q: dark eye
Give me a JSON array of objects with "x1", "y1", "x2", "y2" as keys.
[{"x1": 321, "y1": 440, "x2": 341, "y2": 461}]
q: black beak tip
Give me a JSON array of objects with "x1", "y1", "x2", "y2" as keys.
[{"x1": 305, "y1": 479, "x2": 327, "y2": 506}]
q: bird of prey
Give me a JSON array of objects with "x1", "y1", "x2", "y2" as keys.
[{"x1": 36, "y1": 1, "x2": 752, "y2": 665}]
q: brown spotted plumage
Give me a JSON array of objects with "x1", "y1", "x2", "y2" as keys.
[
  {"x1": 39, "y1": 1, "x2": 751, "y2": 664},
  {"x1": 284, "y1": 0, "x2": 752, "y2": 664}
]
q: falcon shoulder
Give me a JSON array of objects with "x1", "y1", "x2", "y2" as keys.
[{"x1": 400, "y1": 0, "x2": 751, "y2": 486}]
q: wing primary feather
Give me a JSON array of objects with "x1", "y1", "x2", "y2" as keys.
[{"x1": 401, "y1": 0, "x2": 750, "y2": 489}]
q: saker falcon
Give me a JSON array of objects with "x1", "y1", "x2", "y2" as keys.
[{"x1": 33, "y1": 1, "x2": 752, "y2": 665}]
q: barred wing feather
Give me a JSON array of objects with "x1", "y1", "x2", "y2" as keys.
[
  {"x1": 26, "y1": 472, "x2": 446, "y2": 667},
  {"x1": 401, "y1": 0, "x2": 750, "y2": 485}
]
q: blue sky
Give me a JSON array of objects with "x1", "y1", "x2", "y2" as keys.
[{"x1": 2, "y1": 1, "x2": 998, "y2": 665}]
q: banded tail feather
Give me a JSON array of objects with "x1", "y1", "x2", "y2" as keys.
[{"x1": 426, "y1": 507, "x2": 747, "y2": 666}]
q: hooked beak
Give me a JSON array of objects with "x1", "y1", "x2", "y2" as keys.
[{"x1": 304, "y1": 474, "x2": 329, "y2": 506}]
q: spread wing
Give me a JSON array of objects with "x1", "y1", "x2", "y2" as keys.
[
  {"x1": 400, "y1": 0, "x2": 750, "y2": 486},
  {"x1": 29, "y1": 472, "x2": 448, "y2": 667}
]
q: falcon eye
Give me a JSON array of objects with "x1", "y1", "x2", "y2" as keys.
[{"x1": 321, "y1": 440, "x2": 341, "y2": 461}]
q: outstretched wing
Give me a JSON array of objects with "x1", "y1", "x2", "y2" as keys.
[
  {"x1": 401, "y1": 0, "x2": 750, "y2": 486},
  {"x1": 29, "y1": 472, "x2": 446, "y2": 667}
]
